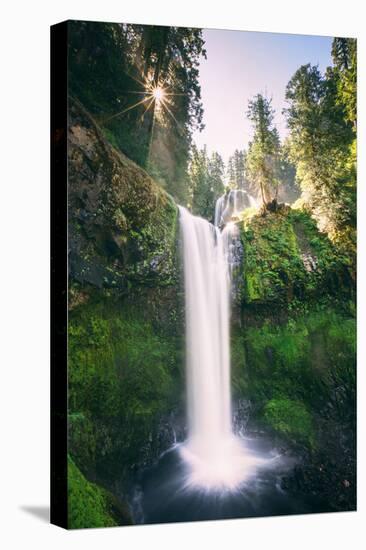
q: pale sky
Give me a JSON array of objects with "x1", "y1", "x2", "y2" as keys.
[{"x1": 193, "y1": 29, "x2": 333, "y2": 164}]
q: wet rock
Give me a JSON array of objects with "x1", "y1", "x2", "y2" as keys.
[
  {"x1": 301, "y1": 252, "x2": 318, "y2": 272},
  {"x1": 134, "y1": 410, "x2": 186, "y2": 473},
  {"x1": 233, "y1": 399, "x2": 252, "y2": 434}
]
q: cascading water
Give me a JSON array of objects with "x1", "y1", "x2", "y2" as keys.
[
  {"x1": 179, "y1": 206, "x2": 231, "y2": 438},
  {"x1": 215, "y1": 188, "x2": 257, "y2": 227},
  {"x1": 216, "y1": 188, "x2": 257, "y2": 285},
  {"x1": 178, "y1": 204, "x2": 262, "y2": 491}
]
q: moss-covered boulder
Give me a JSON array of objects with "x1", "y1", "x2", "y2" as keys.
[{"x1": 68, "y1": 457, "x2": 132, "y2": 529}]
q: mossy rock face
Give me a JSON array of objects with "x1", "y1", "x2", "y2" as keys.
[
  {"x1": 240, "y1": 208, "x2": 352, "y2": 308},
  {"x1": 232, "y1": 307, "x2": 356, "y2": 453},
  {"x1": 232, "y1": 205, "x2": 355, "y2": 453},
  {"x1": 68, "y1": 412, "x2": 96, "y2": 480},
  {"x1": 263, "y1": 398, "x2": 315, "y2": 449},
  {"x1": 231, "y1": 206, "x2": 356, "y2": 509},
  {"x1": 231, "y1": 329, "x2": 248, "y2": 396},
  {"x1": 68, "y1": 457, "x2": 132, "y2": 529},
  {"x1": 68, "y1": 98, "x2": 179, "y2": 292},
  {"x1": 67, "y1": 99, "x2": 185, "y2": 518},
  {"x1": 68, "y1": 290, "x2": 184, "y2": 485}
]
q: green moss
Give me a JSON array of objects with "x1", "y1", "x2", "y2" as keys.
[
  {"x1": 241, "y1": 208, "x2": 350, "y2": 307},
  {"x1": 68, "y1": 293, "x2": 182, "y2": 481},
  {"x1": 68, "y1": 412, "x2": 96, "y2": 477},
  {"x1": 231, "y1": 331, "x2": 248, "y2": 395},
  {"x1": 235, "y1": 308, "x2": 356, "y2": 450},
  {"x1": 125, "y1": 192, "x2": 179, "y2": 285},
  {"x1": 233, "y1": 206, "x2": 354, "y2": 454},
  {"x1": 69, "y1": 301, "x2": 178, "y2": 416},
  {"x1": 68, "y1": 456, "x2": 132, "y2": 528},
  {"x1": 263, "y1": 398, "x2": 315, "y2": 448},
  {"x1": 102, "y1": 128, "x2": 120, "y2": 151}
]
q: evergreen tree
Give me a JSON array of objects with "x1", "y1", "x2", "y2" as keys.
[
  {"x1": 284, "y1": 60, "x2": 355, "y2": 251},
  {"x1": 234, "y1": 150, "x2": 246, "y2": 190},
  {"x1": 277, "y1": 143, "x2": 299, "y2": 203},
  {"x1": 189, "y1": 147, "x2": 225, "y2": 220},
  {"x1": 135, "y1": 25, "x2": 206, "y2": 205},
  {"x1": 68, "y1": 21, "x2": 206, "y2": 206},
  {"x1": 332, "y1": 38, "x2": 357, "y2": 128},
  {"x1": 189, "y1": 145, "x2": 209, "y2": 217},
  {"x1": 246, "y1": 94, "x2": 281, "y2": 205},
  {"x1": 228, "y1": 150, "x2": 247, "y2": 190},
  {"x1": 208, "y1": 152, "x2": 226, "y2": 205},
  {"x1": 226, "y1": 156, "x2": 236, "y2": 188}
]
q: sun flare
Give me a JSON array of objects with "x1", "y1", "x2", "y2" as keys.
[{"x1": 152, "y1": 85, "x2": 165, "y2": 104}]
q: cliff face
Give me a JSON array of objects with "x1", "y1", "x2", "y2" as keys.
[
  {"x1": 68, "y1": 97, "x2": 179, "y2": 293},
  {"x1": 67, "y1": 99, "x2": 184, "y2": 528},
  {"x1": 239, "y1": 207, "x2": 352, "y2": 310},
  {"x1": 231, "y1": 208, "x2": 356, "y2": 511}
]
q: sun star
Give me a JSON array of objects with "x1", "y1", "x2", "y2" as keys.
[{"x1": 151, "y1": 85, "x2": 166, "y2": 107}]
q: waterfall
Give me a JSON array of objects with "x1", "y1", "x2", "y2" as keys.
[
  {"x1": 179, "y1": 204, "x2": 262, "y2": 491},
  {"x1": 179, "y1": 206, "x2": 232, "y2": 441},
  {"x1": 214, "y1": 195, "x2": 225, "y2": 227},
  {"x1": 215, "y1": 189, "x2": 257, "y2": 227}
]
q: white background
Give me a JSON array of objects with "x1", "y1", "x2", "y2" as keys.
[{"x1": 0, "y1": 1, "x2": 364, "y2": 548}]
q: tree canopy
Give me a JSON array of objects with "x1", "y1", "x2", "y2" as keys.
[
  {"x1": 188, "y1": 146, "x2": 225, "y2": 221},
  {"x1": 245, "y1": 94, "x2": 281, "y2": 205},
  {"x1": 68, "y1": 21, "x2": 206, "y2": 205},
  {"x1": 283, "y1": 42, "x2": 356, "y2": 255}
]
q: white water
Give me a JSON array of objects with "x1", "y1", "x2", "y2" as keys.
[
  {"x1": 215, "y1": 189, "x2": 257, "y2": 227},
  {"x1": 179, "y1": 204, "x2": 263, "y2": 491},
  {"x1": 216, "y1": 188, "x2": 257, "y2": 282},
  {"x1": 222, "y1": 222, "x2": 240, "y2": 282}
]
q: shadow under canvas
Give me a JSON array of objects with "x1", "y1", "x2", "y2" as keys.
[{"x1": 20, "y1": 506, "x2": 50, "y2": 523}]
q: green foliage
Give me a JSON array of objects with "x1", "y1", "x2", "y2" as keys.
[
  {"x1": 142, "y1": 26, "x2": 206, "y2": 205},
  {"x1": 332, "y1": 37, "x2": 357, "y2": 127},
  {"x1": 68, "y1": 301, "x2": 179, "y2": 416},
  {"x1": 68, "y1": 295, "x2": 182, "y2": 480},
  {"x1": 263, "y1": 399, "x2": 315, "y2": 448},
  {"x1": 68, "y1": 21, "x2": 149, "y2": 167},
  {"x1": 246, "y1": 94, "x2": 281, "y2": 205},
  {"x1": 240, "y1": 308, "x2": 356, "y2": 450},
  {"x1": 227, "y1": 150, "x2": 248, "y2": 190},
  {"x1": 68, "y1": 21, "x2": 206, "y2": 206},
  {"x1": 245, "y1": 319, "x2": 311, "y2": 403},
  {"x1": 284, "y1": 56, "x2": 356, "y2": 256},
  {"x1": 231, "y1": 331, "x2": 248, "y2": 395},
  {"x1": 243, "y1": 211, "x2": 299, "y2": 303},
  {"x1": 68, "y1": 456, "x2": 131, "y2": 528},
  {"x1": 68, "y1": 413, "x2": 96, "y2": 477},
  {"x1": 124, "y1": 191, "x2": 179, "y2": 285},
  {"x1": 241, "y1": 207, "x2": 350, "y2": 306},
  {"x1": 188, "y1": 145, "x2": 225, "y2": 220},
  {"x1": 277, "y1": 145, "x2": 300, "y2": 204}
]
